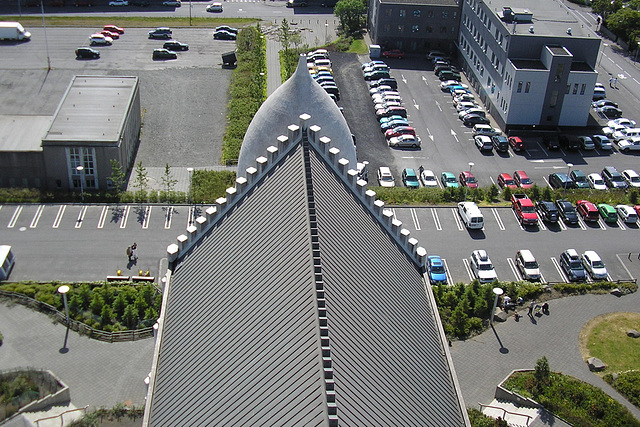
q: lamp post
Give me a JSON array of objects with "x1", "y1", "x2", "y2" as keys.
[
  {"x1": 325, "y1": 22, "x2": 328, "y2": 44},
  {"x1": 490, "y1": 287, "x2": 503, "y2": 325},
  {"x1": 76, "y1": 165, "x2": 84, "y2": 202},
  {"x1": 598, "y1": 43, "x2": 608, "y2": 67},
  {"x1": 187, "y1": 167, "x2": 194, "y2": 225},
  {"x1": 563, "y1": 162, "x2": 573, "y2": 199},
  {"x1": 465, "y1": 162, "x2": 474, "y2": 201},
  {"x1": 58, "y1": 285, "x2": 70, "y2": 350}
]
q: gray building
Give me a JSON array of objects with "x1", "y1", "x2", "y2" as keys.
[
  {"x1": 0, "y1": 75, "x2": 140, "y2": 191},
  {"x1": 368, "y1": 0, "x2": 461, "y2": 53},
  {"x1": 143, "y1": 57, "x2": 469, "y2": 426},
  {"x1": 458, "y1": 0, "x2": 600, "y2": 129}
]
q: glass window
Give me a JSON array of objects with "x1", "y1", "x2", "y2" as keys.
[
  {"x1": 525, "y1": 82, "x2": 530, "y2": 93},
  {"x1": 550, "y1": 90, "x2": 558, "y2": 107},
  {"x1": 385, "y1": 8, "x2": 391, "y2": 16},
  {"x1": 580, "y1": 83, "x2": 586, "y2": 95},
  {"x1": 412, "y1": 25, "x2": 419, "y2": 32},
  {"x1": 383, "y1": 24, "x2": 390, "y2": 32},
  {"x1": 517, "y1": 81, "x2": 522, "y2": 93},
  {"x1": 413, "y1": 9, "x2": 420, "y2": 16},
  {"x1": 397, "y1": 24, "x2": 404, "y2": 32},
  {"x1": 442, "y1": 11, "x2": 448, "y2": 19},
  {"x1": 427, "y1": 10, "x2": 434, "y2": 18},
  {"x1": 399, "y1": 9, "x2": 405, "y2": 17},
  {"x1": 426, "y1": 26, "x2": 432, "y2": 33},
  {"x1": 573, "y1": 83, "x2": 578, "y2": 94},
  {"x1": 566, "y1": 84, "x2": 570, "y2": 94},
  {"x1": 441, "y1": 26, "x2": 447, "y2": 33}
]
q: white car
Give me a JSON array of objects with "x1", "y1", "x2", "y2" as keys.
[
  {"x1": 602, "y1": 124, "x2": 626, "y2": 138},
  {"x1": 369, "y1": 85, "x2": 393, "y2": 96},
  {"x1": 374, "y1": 101, "x2": 402, "y2": 110},
  {"x1": 607, "y1": 118, "x2": 636, "y2": 128},
  {"x1": 459, "y1": 108, "x2": 485, "y2": 120},
  {"x1": 618, "y1": 137, "x2": 640, "y2": 152},
  {"x1": 453, "y1": 94, "x2": 475, "y2": 106},
  {"x1": 388, "y1": 135, "x2": 420, "y2": 148},
  {"x1": 622, "y1": 169, "x2": 640, "y2": 188},
  {"x1": 377, "y1": 166, "x2": 395, "y2": 187},
  {"x1": 89, "y1": 34, "x2": 113, "y2": 45},
  {"x1": 587, "y1": 173, "x2": 607, "y2": 190},
  {"x1": 470, "y1": 250, "x2": 497, "y2": 283},
  {"x1": 419, "y1": 168, "x2": 438, "y2": 187},
  {"x1": 371, "y1": 91, "x2": 400, "y2": 102},
  {"x1": 456, "y1": 102, "x2": 478, "y2": 112},
  {"x1": 206, "y1": 2, "x2": 223, "y2": 11},
  {"x1": 163, "y1": 0, "x2": 181, "y2": 5},
  {"x1": 440, "y1": 80, "x2": 462, "y2": 91},
  {"x1": 108, "y1": 0, "x2": 128, "y2": 5},
  {"x1": 616, "y1": 204, "x2": 638, "y2": 223},
  {"x1": 581, "y1": 251, "x2": 608, "y2": 280}
]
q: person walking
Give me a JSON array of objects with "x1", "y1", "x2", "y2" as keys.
[
  {"x1": 614, "y1": 77, "x2": 618, "y2": 89},
  {"x1": 528, "y1": 300, "x2": 535, "y2": 317},
  {"x1": 609, "y1": 76, "x2": 614, "y2": 88},
  {"x1": 130, "y1": 243, "x2": 138, "y2": 262}
]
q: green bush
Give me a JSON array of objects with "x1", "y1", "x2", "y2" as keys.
[
  {"x1": 191, "y1": 170, "x2": 237, "y2": 204},
  {"x1": 604, "y1": 371, "x2": 640, "y2": 408}
]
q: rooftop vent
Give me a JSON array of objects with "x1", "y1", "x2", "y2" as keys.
[{"x1": 501, "y1": 6, "x2": 533, "y2": 23}]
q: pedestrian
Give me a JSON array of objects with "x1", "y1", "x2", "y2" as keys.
[
  {"x1": 130, "y1": 242, "x2": 138, "y2": 262},
  {"x1": 614, "y1": 77, "x2": 618, "y2": 89},
  {"x1": 609, "y1": 77, "x2": 614, "y2": 88},
  {"x1": 528, "y1": 300, "x2": 534, "y2": 316},
  {"x1": 126, "y1": 245, "x2": 132, "y2": 261}
]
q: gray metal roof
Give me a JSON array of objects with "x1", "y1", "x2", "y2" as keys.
[
  {"x1": 379, "y1": 0, "x2": 459, "y2": 6},
  {"x1": 0, "y1": 115, "x2": 49, "y2": 152},
  {"x1": 42, "y1": 75, "x2": 138, "y2": 145}
]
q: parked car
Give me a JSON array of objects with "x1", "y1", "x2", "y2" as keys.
[
  {"x1": 427, "y1": 255, "x2": 447, "y2": 284},
  {"x1": 152, "y1": 48, "x2": 177, "y2": 59},
  {"x1": 491, "y1": 135, "x2": 509, "y2": 153},
  {"x1": 459, "y1": 170, "x2": 478, "y2": 188},
  {"x1": 588, "y1": 173, "x2": 607, "y2": 190},
  {"x1": 581, "y1": 251, "x2": 608, "y2": 280},
  {"x1": 463, "y1": 115, "x2": 490, "y2": 126},
  {"x1": 578, "y1": 136, "x2": 595, "y2": 150},
  {"x1": 556, "y1": 200, "x2": 579, "y2": 224},
  {"x1": 362, "y1": 60, "x2": 386, "y2": 70},
  {"x1": 618, "y1": 137, "x2": 640, "y2": 152},
  {"x1": 597, "y1": 105, "x2": 623, "y2": 118},
  {"x1": 616, "y1": 204, "x2": 638, "y2": 223},
  {"x1": 497, "y1": 173, "x2": 517, "y2": 189},
  {"x1": 89, "y1": 33, "x2": 112, "y2": 45},
  {"x1": 559, "y1": 134, "x2": 580, "y2": 150},
  {"x1": 536, "y1": 201, "x2": 559, "y2": 223},
  {"x1": 382, "y1": 49, "x2": 405, "y2": 59},
  {"x1": 592, "y1": 99, "x2": 618, "y2": 109},
  {"x1": 473, "y1": 124, "x2": 500, "y2": 137},
  {"x1": 543, "y1": 135, "x2": 560, "y2": 150},
  {"x1": 364, "y1": 70, "x2": 391, "y2": 81},
  {"x1": 149, "y1": 28, "x2": 172, "y2": 39},
  {"x1": 103, "y1": 25, "x2": 124, "y2": 34},
  {"x1": 108, "y1": 0, "x2": 128, "y2": 5},
  {"x1": 459, "y1": 108, "x2": 485, "y2": 120},
  {"x1": 385, "y1": 126, "x2": 415, "y2": 139},
  {"x1": 622, "y1": 169, "x2": 640, "y2": 188},
  {"x1": 419, "y1": 168, "x2": 438, "y2": 188},
  {"x1": 214, "y1": 30, "x2": 237, "y2": 40},
  {"x1": 388, "y1": 135, "x2": 420, "y2": 148},
  {"x1": 163, "y1": 0, "x2": 181, "y2": 6},
  {"x1": 458, "y1": 201, "x2": 484, "y2": 229},
  {"x1": 569, "y1": 170, "x2": 590, "y2": 189},
  {"x1": 602, "y1": 166, "x2": 628, "y2": 189},
  {"x1": 474, "y1": 135, "x2": 492, "y2": 152},
  {"x1": 206, "y1": 2, "x2": 223, "y2": 11},
  {"x1": 598, "y1": 203, "x2": 618, "y2": 223},
  {"x1": 369, "y1": 78, "x2": 397, "y2": 89},
  {"x1": 470, "y1": 250, "x2": 497, "y2": 283},
  {"x1": 513, "y1": 170, "x2": 533, "y2": 189},
  {"x1": 380, "y1": 118, "x2": 409, "y2": 131},
  {"x1": 402, "y1": 168, "x2": 420, "y2": 188},
  {"x1": 548, "y1": 173, "x2": 574, "y2": 190},
  {"x1": 376, "y1": 106, "x2": 407, "y2": 119},
  {"x1": 592, "y1": 135, "x2": 612, "y2": 150},
  {"x1": 441, "y1": 172, "x2": 459, "y2": 188},
  {"x1": 559, "y1": 249, "x2": 587, "y2": 281},
  {"x1": 515, "y1": 249, "x2": 541, "y2": 281},
  {"x1": 509, "y1": 136, "x2": 524, "y2": 151},
  {"x1": 101, "y1": 30, "x2": 119, "y2": 39},
  {"x1": 576, "y1": 200, "x2": 599, "y2": 222},
  {"x1": 215, "y1": 25, "x2": 238, "y2": 34},
  {"x1": 377, "y1": 166, "x2": 395, "y2": 187},
  {"x1": 608, "y1": 118, "x2": 636, "y2": 128},
  {"x1": 75, "y1": 47, "x2": 100, "y2": 59},
  {"x1": 163, "y1": 40, "x2": 188, "y2": 51}
]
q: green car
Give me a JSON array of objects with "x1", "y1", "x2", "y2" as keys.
[
  {"x1": 402, "y1": 168, "x2": 420, "y2": 188},
  {"x1": 598, "y1": 203, "x2": 617, "y2": 223},
  {"x1": 441, "y1": 171, "x2": 459, "y2": 188}
]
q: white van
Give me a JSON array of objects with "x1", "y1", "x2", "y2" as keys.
[
  {"x1": 458, "y1": 201, "x2": 484, "y2": 229},
  {"x1": 472, "y1": 124, "x2": 500, "y2": 137},
  {"x1": 515, "y1": 249, "x2": 541, "y2": 281},
  {"x1": 0, "y1": 245, "x2": 15, "y2": 280}
]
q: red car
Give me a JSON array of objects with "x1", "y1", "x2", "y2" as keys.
[
  {"x1": 101, "y1": 30, "x2": 119, "y2": 39},
  {"x1": 497, "y1": 173, "x2": 518, "y2": 189},
  {"x1": 385, "y1": 126, "x2": 415, "y2": 139},
  {"x1": 382, "y1": 49, "x2": 405, "y2": 59},
  {"x1": 459, "y1": 171, "x2": 478, "y2": 188},
  {"x1": 513, "y1": 170, "x2": 533, "y2": 189},
  {"x1": 104, "y1": 25, "x2": 125, "y2": 34},
  {"x1": 576, "y1": 200, "x2": 599, "y2": 222},
  {"x1": 509, "y1": 136, "x2": 524, "y2": 151},
  {"x1": 635, "y1": 205, "x2": 640, "y2": 217}
]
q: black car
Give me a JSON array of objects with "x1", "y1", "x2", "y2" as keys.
[
  {"x1": 214, "y1": 30, "x2": 237, "y2": 40},
  {"x1": 149, "y1": 30, "x2": 172, "y2": 40},
  {"x1": 75, "y1": 47, "x2": 100, "y2": 59},
  {"x1": 163, "y1": 40, "x2": 189, "y2": 51},
  {"x1": 215, "y1": 25, "x2": 238, "y2": 34},
  {"x1": 130, "y1": 0, "x2": 150, "y2": 5},
  {"x1": 555, "y1": 200, "x2": 579, "y2": 224},
  {"x1": 542, "y1": 135, "x2": 560, "y2": 149},
  {"x1": 548, "y1": 173, "x2": 575, "y2": 190},
  {"x1": 463, "y1": 115, "x2": 490, "y2": 126},
  {"x1": 152, "y1": 48, "x2": 177, "y2": 59},
  {"x1": 491, "y1": 135, "x2": 509, "y2": 152},
  {"x1": 558, "y1": 134, "x2": 580, "y2": 150},
  {"x1": 536, "y1": 201, "x2": 559, "y2": 223}
]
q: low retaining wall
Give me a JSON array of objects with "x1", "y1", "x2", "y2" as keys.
[{"x1": 495, "y1": 369, "x2": 542, "y2": 408}]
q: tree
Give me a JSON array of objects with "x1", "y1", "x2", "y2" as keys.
[
  {"x1": 605, "y1": 8, "x2": 640, "y2": 43},
  {"x1": 592, "y1": 0, "x2": 622, "y2": 20},
  {"x1": 123, "y1": 304, "x2": 139, "y2": 329},
  {"x1": 108, "y1": 159, "x2": 126, "y2": 197},
  {"x1": 133, "y1": 161, "x2": 149, "y2": 202},
  {"x1": 90, "y1": 293, "x2": 104, "y2": 316},
  {"x1": 160, "y1": 163, "x2": 177, "y2": 202},
  {"x1": 277, "y1": 18, "x2": 292, "y2": 52},
  {"x1": 334, "y1": 0, "x2": 367, "y2": 35},
  {"x1": 534, "y1": 356, "x2": 551, "y2": 391},
  {"x1": 112, "y1": 293, "x2": 127, "y2": 318},
  {"x1": 100, "y1": 305, "x2": 113, "y2": 328}
]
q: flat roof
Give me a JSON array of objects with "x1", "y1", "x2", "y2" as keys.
[
  {"x1": 43, "y1": 75, "x2": 138, "y2": 145},
  {"x1": 379, "y1": 0, "x2": 459, "y2": 6},
  {"x1": 493, "y1": 0, "x2": 595, "y2": 38},
  {"x1": 0, "y1": 115, "x2": 50, "y2": 152}
]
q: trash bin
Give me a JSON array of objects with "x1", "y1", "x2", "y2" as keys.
[{"x1": 222, "y1": 51, "x2": 237, "y2": 66}]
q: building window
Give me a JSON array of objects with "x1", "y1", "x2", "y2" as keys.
[
  {"x1": 397, "y1": 24, "x2": 404, "y2": 32},
  {"x1": 68, "y1": 147, "x2": 98, "y2": 190},
  {"x1": 413, "y1": 9, "x2": 420, "y2": 16},
  {"x1": 550, "y1": 90, "x2": 558, "y2": 107},
  {"x1": 580, "y1": 83, "x2": 586, "y2": 95},
  {"x1": 441, "y1": 26, "x2": 447, "y2": 33},
  {"x1": 566, "y1": 84, "x2": 570, "y2": 94},
  {"x1": 525, "y1": 82, "x2": 530, "y2": 93},
  {"x1": 453, "y1": 11, "x2": 457, "y2": 19},
  {"x1": 573, "y1": 83, "x2": 578, "y2": 94},
  {"x1": 383, "y1": 24, "x2": 390, "y2": 32},
  {"x1": 451, "y1": 26, "x2": 455, "y2": 34},
  {"x1": 385, "y1": 9, "x2": 391, "y2": 17},
  {"x1": 442, "y1": 11, "x2": 448, "y2": 19},
  {"x1": 517, "y1": 81, "x2": 523, "y2": 93},
  {"x1": 399, "y1": 9, "x2": 405, "y2": 17},
  {"x1": 426, "y1": 26, "x2": 433, "y2": 33},
  {"x1": 555, "y1": 64, "x2": 564, "y2": 82},
  {"x1": 412, "y1": 25, "x2": 419, "y2": 32},
  {"x1": 427, "y1": 10, "x2": 434, "y2": 18}
]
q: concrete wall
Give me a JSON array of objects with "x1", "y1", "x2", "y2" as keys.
[{"x1": 0, "y1": 151, "x2": 46, "y2": 188}]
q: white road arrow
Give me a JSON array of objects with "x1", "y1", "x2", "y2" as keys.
[
  {"x1": 413, "y1": 99, "x2": 419, "y2": 110},
  {"x1": 401, "y1": 74, "x2": 407, "y2": 84},
  {"x1": 450, "y1": 129, "x2": 459, "y2": 143},
  {"x1": 422, "y1": 75, "x2": 428, "y2": 86},
  {"x1": 427, "y1": 127, "x2": 434, "y2": 141},
  {"x1": 435, "y1": 101, "x2": 442, "y2": 112}
]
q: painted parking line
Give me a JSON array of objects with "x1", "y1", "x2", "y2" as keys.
[
  {"x1": 431, "y1": 208, "x2": 442, "y2": 231},
  {"x1": 142, "y1": 206, "x2": 152, "y2": 229},
  {"x1": 550, "y1": 257, "x2": 567, "y2": 282},
  {"x1": 120, "y1": 206, "x2": 130, "y2": 229},
  {"x1": 187, "y1": 206, "x2": 196, "y2": 227},
  {"x1": 462, "y1": 258, "x2": 474, "y2": 282},
  {"x1": 507, "y1": 257, "x2": 521, "y2": 281},
  {"x1": 558, "y1": 219, "x2": 567, "y2": 231},
  {"x1": 97, "y1": 206, "x2": 108, "y2": 229},
  {"x1": 75, "y1": 206, "x2": 87, "y2": 229},
  {"x1": 30, "y1": 205, "x2": 45, "y2": 228},
  {"x1": 538, "y1": 219, "x2": 546, "y2": 231},
  {"x1": 491, "y1": 208, "x2": 505, "y2": 231},
  {"x1": 577, "y1": 217, "x2": 587, "y2": 230},
  {"x1": 52, "y1": 205, "x2": 65, "y2": 229},
  {"x1": 7, "y1": 206, "x2": 22, "y2": 228},
  {"x1": 451, "y1": 208, "x2": 464, "y2": 231},
  {"x1": 392, "y1": 208, "x2": 397, "y2": 221},
  {"x1": 164, "y1": 206, "x2": 173, "y2": 229},
  {"x1": 615, "y1": 253, "x2": 636, "y2": 281},
  {"x1": 617, "y1": 219, "x2": 627, "y2": 231},
  {"x1": 596, "y1": 219, "x2": 606, "y2": 230},
  {"x1": 442, "y1": 258, "x2": 453, "y2": 286},
  {"x1": 410, "y1": 208, "x2": 421, "y2": 230}
]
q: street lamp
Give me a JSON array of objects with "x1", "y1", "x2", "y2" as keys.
[
  {"x1": 490, "y1": 287, "x2": 503, "y2": 325},
  {"x1": 187, "y1": 167, "x2": 194, "y2": 225},
  {"x1": 563, "y1": 162, "x2": 573, "y2": 199},
  {"x1": 58, "y1": 285, "x2": 70, "y2": 350},
  {"x1": 76, "y1": 165, "x2": 84, "y2": 202},
  {"x1": 325, "y1": 23, "x2": 328, "y2": 45},
  {"x1": 465, "y1": 162, "x2": 474, "y2": 201}
]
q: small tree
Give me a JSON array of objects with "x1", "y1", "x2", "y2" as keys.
[
  {"x1": 334, "y1": 0, "x2": 367, "y2": 35},
  {"x1": 542, "y1": 186, "x2": 553, "y2": 201},
  {"x1": 503, "y1": 186, "x2": 512, "y2": 201},
  {"x1": 486, "y1": 184, "x2": 499, "y2": 203},
  {"x1": 534, "y1": 356, "x2": 551, "y2": 392},
  {"x1": 112, "y1": 293, "x2": 127, "y2": 318},
  {"x1": 100, "y1": 305, "x2": 113, "y2": 328},
  {"x1": 123, "y1": 304, "x2": 139, "y2": 329},
  {"x1": 108, "y1": 159, "x2": 126, "y2": 198},
  {"x1": 277, "y1": 18, "x2": 292, "y2": 52},
  {"x1": 161, "y1": 163, "x2": 177, "y2": 202},
  {"x1": 90, "y1": 293, "x2": 104, "y2": 316},
  {"x1": 133, "y1": 161, "x2": 149, "y2": 203}
]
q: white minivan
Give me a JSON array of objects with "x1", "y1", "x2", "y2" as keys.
[
  {"x1": 515, "y1": 249, "x2": 541, "y2": 281},
  {"x1": 458, "y1": 201, "x2": 484, "y2": 229}
]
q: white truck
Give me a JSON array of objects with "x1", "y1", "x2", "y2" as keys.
[{"x1": 0, "y1": 22, "x2": 32, "y2": 41}]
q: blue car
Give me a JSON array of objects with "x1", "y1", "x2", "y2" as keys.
[
  {"x1": 379, "y1": 114, "x2": 405, "y2": 124},
  {"x1": 427, "y1": 255, "x2": 447, "y2": 284},
  {"x1": 381, "y1": 119, "x2": 409, "y2": 131}
]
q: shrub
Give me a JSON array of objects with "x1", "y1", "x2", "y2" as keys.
[{"x1": 604, "y1": 371, "x2": 640, "y2": 408}]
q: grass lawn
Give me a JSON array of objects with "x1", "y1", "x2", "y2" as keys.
[
  {"x1": 347, "y1": 37, "x2": 368, "y2": 54},
  {"x1": 579, "y1": 312, "x2": 640, "y2": 374},
  {"x1": 0, "y1": 15, "x2": 258, "y2": 28}
]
